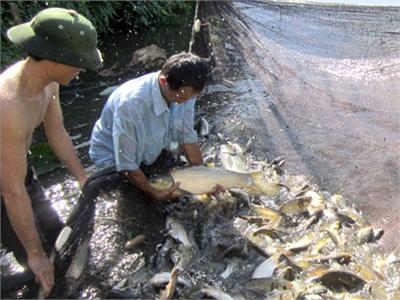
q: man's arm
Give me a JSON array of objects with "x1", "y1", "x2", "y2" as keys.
[
  {"x1": 0, "y1": 119, "x2": 54, "y2": 296},
  {"x1": 43, "y1": 85, "x2": 87, "y2": 187},
  {"x1": 179, "y1": 99, "x2": 203, "y2": 165},
  {"x1": 122, "y1": 168, "x2": 181, "y2": 201},
  {"x1": 181, "y1": 143, "x2": 203, "y2": 165}
]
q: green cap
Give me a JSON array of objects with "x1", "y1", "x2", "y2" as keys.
[{"x1": 7, "y1": 7, "x2": 103, "y2": 70}]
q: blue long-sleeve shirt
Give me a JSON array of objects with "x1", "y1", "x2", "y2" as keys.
[{"x1": 89, "y1": 71, "x2": 198, "y2": 171}]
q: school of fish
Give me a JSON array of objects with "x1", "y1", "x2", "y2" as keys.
[
  {"x1": 82, "y1": 134, "x2": 400, "y2": 299},
  {"x1": 58, "y1": 126, "x2": 399, "y2": 299}
]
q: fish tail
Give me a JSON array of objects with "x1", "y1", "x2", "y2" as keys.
[
  {"x1": 250, "y1": 171, "x2": 264, "y2": 184},
  {"x1": 250, "y1": 171, "x2": 281, "y2": 197},
  {"x1": 249, "y1": 171, "x2": 264, "y2": 192}
]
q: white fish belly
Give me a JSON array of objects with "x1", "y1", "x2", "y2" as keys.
[{"x1": 170, "y1": 166, "x2": 253, "y2": 195}]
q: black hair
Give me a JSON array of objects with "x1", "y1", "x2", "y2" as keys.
[{"x1": 161, "y1": 52, "x2": 211, "y2": 92}]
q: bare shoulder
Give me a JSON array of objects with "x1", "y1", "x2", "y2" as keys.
[
  {"x1": 44, "y1": 82, "x2": 60, "y2": 110},
  {"x1": 47, "y1": 81, "x2": 59, "y2": 96},
  {"x1": 0, "y1": 65, "x2": 21, "y2": 119},
  {"x1": 0, "y1": 62, "x2": 29, "y2": 139},
  {"x1": 0, "y1": 99, "x2": 27, "y2": 151},
  {"x1": 0, "y1": 61, "x2": 22, "y2": 102},
  {"x1": 0, "y1": 65, "x2": 29, "y2": 182},
  {"x1": 0, "y1": 94, "x2": 26, "y2": 136},
  {"x1": 44, "y1": 81, "x2": 60, "y2": 106}
]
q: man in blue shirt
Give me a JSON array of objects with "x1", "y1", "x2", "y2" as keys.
[{"x1": 90, "y1": 52, "x2": 216, "y2": 201}]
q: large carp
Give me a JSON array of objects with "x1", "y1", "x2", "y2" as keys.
[{"x1": 149, "y1": 165, "x2": 265, "y2": 196}]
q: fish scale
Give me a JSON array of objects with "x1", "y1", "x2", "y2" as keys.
[{"x1": 169, "y1": 166, "x2": 254, "y2": 195}]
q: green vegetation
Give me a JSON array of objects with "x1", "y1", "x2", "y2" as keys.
[
  {"x1": 28, "y1": 142, "x2": 61, "y2": 175},
  {"x1": 1, "y1": 1, "x2": 195, "y2": 67}
]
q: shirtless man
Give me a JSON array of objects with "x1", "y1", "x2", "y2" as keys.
[{"x1": 0, "y1": 8, "x2": 102, "y2": 295}]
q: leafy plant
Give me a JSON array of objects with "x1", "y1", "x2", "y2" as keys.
[
  {"x1": 1, "y1": 1, "x2": 195, "y2": 67},
  {"x1": 28, "y1": 142, "x2": 61, "y2": 175}
]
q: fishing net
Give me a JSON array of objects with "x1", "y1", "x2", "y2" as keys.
[{"x1": 198, "y1": 0, "x2": 400, "y2": 252}]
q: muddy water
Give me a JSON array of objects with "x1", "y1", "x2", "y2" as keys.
[{"x1": 203, "y1": 0, "x2": 400, "y2": 251}]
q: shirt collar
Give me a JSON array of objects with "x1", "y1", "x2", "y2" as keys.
[{"x1": 152, "y1": 71, "x2": 169, "y2": 116}]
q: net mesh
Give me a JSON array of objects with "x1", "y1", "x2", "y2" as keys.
[{"x1": 202, "y1": 0, "x2": 400, "y2": 251}]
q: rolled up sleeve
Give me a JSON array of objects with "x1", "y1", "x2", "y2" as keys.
[
  {"x1": 113, "y1": 103, "x2": 143, "y2": 171},
  {"x1": 180, "y1": 99, "x2": 198, "y2": 144}
]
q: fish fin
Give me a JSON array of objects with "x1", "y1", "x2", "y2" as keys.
[{"x1": 250, "y1": 171, "x2": 281, "y2": 197}]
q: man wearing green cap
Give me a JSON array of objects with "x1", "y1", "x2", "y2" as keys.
[{"x1": 0, "y1": 7, "x2": 102, "y2": 296}]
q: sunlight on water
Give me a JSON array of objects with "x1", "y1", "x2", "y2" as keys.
[
  {"x1": 0, "y1": 252, "x2": 25, "y2": 274},
  {"x1": 45, "y1": 179, "x2": 81, "y2": 222}
]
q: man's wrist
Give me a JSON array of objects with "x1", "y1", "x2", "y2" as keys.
[
  {"x1": 143, "y1": 186, "x2": 158, "y2": 198},
  {"x1": 77, "y1": 174, "x2": 88, "y2": 187},
  {"x1": 27, "y1": 246, "x2": 46, "y2": 258}
]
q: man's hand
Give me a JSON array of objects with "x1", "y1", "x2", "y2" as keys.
[
  {"x1": 209, "y1": 184, "x2": 226, "y2": 196},
  {"x1": 123, "y1": 169, "x2": 181, "y2": 201},
  {"x1": 28, "y1": 251, "x2": 54, "y2": 297},
  {"x1": 181, "y1": 143, "x2": 203, "y2": 165},
  {"x1": 150, "y1": 182, "x2": 181, "y2": 201},
  {"x1": 77, "y1": 175, "x2": 88, "y2": 189}
]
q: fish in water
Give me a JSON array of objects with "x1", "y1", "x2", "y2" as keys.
[
  {"x1": 149, "y1": 165, "x2": 265, "y2": 196},
  {"x1": 218, "y1": 144, "x2": 248, "y2": 173}
]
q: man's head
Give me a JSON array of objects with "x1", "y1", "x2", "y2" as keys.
[
  {"x1": 159, "y1": 52, "x2": 211, "y2": 104},
  {"x1": 7, "y1": 7, "x2": 103, "y2": 71}
]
